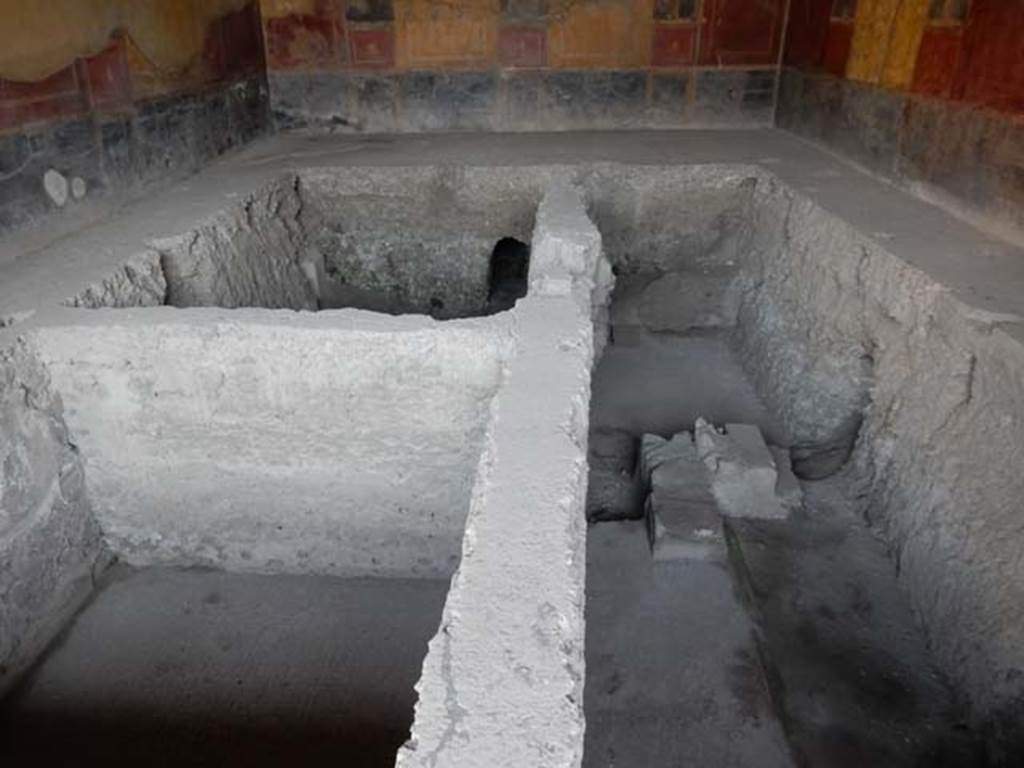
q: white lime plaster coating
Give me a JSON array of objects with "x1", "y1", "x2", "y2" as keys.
[{"x1": 398, "y1": 181, "x2": 613, "y2": 768}]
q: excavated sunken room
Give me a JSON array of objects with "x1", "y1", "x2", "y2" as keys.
[{"x1": 2, "y1": 2, "x2": 1024, "y2": 767}]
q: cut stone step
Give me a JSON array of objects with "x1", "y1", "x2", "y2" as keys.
[{"x1": 695, "y1": 418, "x2": 787, "y2": 520}]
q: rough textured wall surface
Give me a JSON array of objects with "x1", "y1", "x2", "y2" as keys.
[
  {"x1": 399, "y1": 181, "x2": 612, "y2": 768},
  {"x1": 261, "y1": 0, "x2": 783, "y2": 131},
  {"x1": 0, "y1": 1, "x2": 270, "y2": 236},
  {"x1": 32, "y1": 310, "x2": 509, "y2": 579},
  {"x1": 734, "y1": 170, "x2": 1024, "y2": 756},
  {"x1": 154, "y1": 179, "x2": 319, "y2": 310},
  {"x1": 299, "y1": 165, "x2": 546, "y2": 316},
  {"x1": 779, "y1": 0, "x2": 1024, "y2": 236},
  {"x1": 0, "y1": 337, "x2": 105, "y2": 696}
]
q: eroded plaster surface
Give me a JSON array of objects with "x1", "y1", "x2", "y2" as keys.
[{"x1": 0, "y1": 337, "x2": 105, "y2": 696}]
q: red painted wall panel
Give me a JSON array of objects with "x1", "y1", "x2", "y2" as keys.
[
  {"x1": 821, "y1": 20, "x2": 853, "y2": 78},
  {"x1": 784, "y1": 0, "x2": 832, "y2": 68},
  {"x1": 699, "y1": 0, "x2": 786, "y2": 66},
  {"x1": 912, "y1": 26, "x2": 964, "y2": 99},
  {"x1": 652, "y1": 23, "x2": 697, "y2": 67},
  {"x1": 0, "y1": 65, "x2": 86, "y2": 132},
  {"x1": 956, "y1": 0, "x2": 1024, "y2": 112},
  {"x1": 82, "y1": 34, "x2": 132, "y2": 110}
]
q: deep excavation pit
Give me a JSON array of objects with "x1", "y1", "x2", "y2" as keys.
[
  {"x1": 582, "y1": 269, "x2": 979, "y2": 766},
  {"x1": 4, "y1": 161, "x2": 1024, "y2": 767}
]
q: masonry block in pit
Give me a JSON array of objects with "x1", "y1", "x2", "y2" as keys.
[
  {"x1": 640, "y1": 431, "x2": 724, "y2": 561},
  {"x1": 695, "y1": 419, "x2": 787, "y2": 520}
]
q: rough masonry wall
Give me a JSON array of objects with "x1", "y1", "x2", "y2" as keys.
[
  {"x1": 0, "y1": 0, "x2": 270, "y2": 236},
  {"x1": 779, "y1": 0, "x2": 1024, "y2": 235},
  {"x1": 32, "y1": 310, "x2": 509, "y2": 579},
  {"x1": 0, "y1": 337, "x2": 105, "y2": 696},
  {"x1": 299, "y1": 165, "x2": 545, "y2": 316},
  {"x1": 155, "y1": 178, "x2": 319, "y2": 310},
  {"x1": 735, "y1": 170, "x2": 1024, "y2": 754},
  {"x1": 261, "y1": 0, "x2": 784, "y2": 131}
]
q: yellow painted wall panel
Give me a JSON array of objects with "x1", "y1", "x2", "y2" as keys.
[
  {"x1": 394, "y1": 0, "x2": 499, "y2": 69},
  {"x1": 847, "y1": 0, "x2": 928, "y2": 89},
  {"x1": 547, "y1": 0, "x2": 653, "y2": 69}
]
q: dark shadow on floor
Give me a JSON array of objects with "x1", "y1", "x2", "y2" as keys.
[{"x1": 0, "y1": 566, "x2": 448, "y2": 768}]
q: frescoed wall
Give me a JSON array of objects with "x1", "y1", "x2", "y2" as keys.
[
  {"x1": 259, "y1": 0, "x2": 787, "y2": 131},
  {"x1": 780, "y1": 0, "x2": 1024, "y2": 233},
  {"x1": 0, "y1": 0, "x2": 269, "y2": 234}
]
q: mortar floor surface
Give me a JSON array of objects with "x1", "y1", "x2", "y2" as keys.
[{"x1": 0, "y1": 565, "x2": 448, "y2": 768}]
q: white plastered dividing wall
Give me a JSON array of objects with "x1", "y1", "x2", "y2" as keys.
[{"x1": 397, "y1": 181, "x2": 614, "y2": 768}]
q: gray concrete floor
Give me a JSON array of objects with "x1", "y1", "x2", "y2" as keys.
[
  {"x1": 584, "y1": 520, "x2": 795, "y2": 768},
  {"x1": 0, "y1": 565, "x2": 448, "y2": 767},
  {"x1": 729, "y1": 475, "x2": 983, "y2": 767}
]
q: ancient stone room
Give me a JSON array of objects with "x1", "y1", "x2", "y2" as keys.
[{"x1": 1, "y1": 1, "x2": 1023, "y2": 766}]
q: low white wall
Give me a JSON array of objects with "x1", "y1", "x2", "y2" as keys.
[
  {"x1": 32, "y1": 309, "x2": 511, "y2": 578},
  {"x1": 398, "y1": 182, "x2": 613, "y2": 768}
]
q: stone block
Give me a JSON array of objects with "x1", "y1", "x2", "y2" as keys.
[
  {"x1": 771, "y1": 446, "x2": 803, "y2": 512},
  {"x1": 646, "y1": 494, "x2": 723, "y2": 562},
  {"x1": 586, "y1": 468, "x2": 642, "y2": 522},
  {"x1": 695, "y1": 419, "x2": 786, "y2": 519},
  {"x1": 638, "y1": 431, "x2": 696, "y2": 489},
  {"x1": 644, "y1": 440, "x2": 723, "y2": 561},
  {"x1": 589, "y1": 428, "x2": 636, "y2": 475}
]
